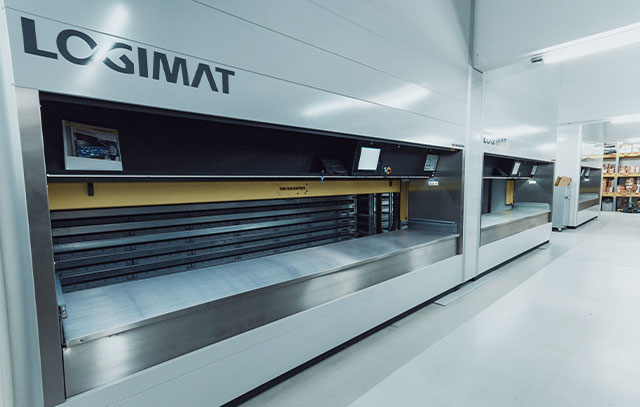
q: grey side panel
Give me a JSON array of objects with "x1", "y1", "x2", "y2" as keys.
[
  {"x1": 408, "y1": 151, "x2": 464, "y2": 237},
  {"x1": 579, "y1": 168, "x2": 602, "y2": 197},
  {"x1": 16, "y1": 88, "x2": 66, "y2": 405},
  {"x1": 514, "y1": 162, "x2": 555, "y2": 207}
]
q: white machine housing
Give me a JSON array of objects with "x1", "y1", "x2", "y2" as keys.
[
  {"x1": 0, "y1": 2, "x2": 474, "y2": 407},
  {"x1": 553, "y1": 123, "x2": 604, "y2": 229}
]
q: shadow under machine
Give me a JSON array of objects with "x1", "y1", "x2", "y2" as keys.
[
  {"x1": 21, "y1": 91, "x2": 465, "y2": 403},
  {"x1": 479, "y1": 154, "x2": 555, "y2": 273}
]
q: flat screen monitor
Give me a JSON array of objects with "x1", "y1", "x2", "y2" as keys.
[
  {"x1": 531, "y1": 165, "x2": 538, "y2": 176},
  {"x1": 584, "y1": 168, "x2": 591, "y2": 177},
  {"x1": 357, "y1": 147, "x2": 381, "y2": 171},
  {"x1": 510, "y1": 161, "x2": 521, "y2": 176},
  {"x1": 580, "y1": 168, "x2": 585, "y2": 177}
]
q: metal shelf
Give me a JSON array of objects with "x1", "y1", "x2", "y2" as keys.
[
  {"x1": 602, "y1": 192, "x2": 640, "y2": 198},
  {"x1": 603, "y1": 153, "x2": 640, "y2": 159},
  {"x1": 603, "y1": 173, "x2": 640, "y2": 178}
]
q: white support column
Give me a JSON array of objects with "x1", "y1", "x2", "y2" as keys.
[
  {"x1": 0, "y1": 1, "x2": 45, "y2": 406},
  {"x1": 0, "y1": 243, "x2": 13, "y2": 407},
  {"x1": 462, "y1": 67, "x2": 484, "y2": 281},
  {"x1": 553, "y1": 124, "x2": 582, "y2": 228}
]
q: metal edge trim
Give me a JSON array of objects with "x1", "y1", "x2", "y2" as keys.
[{"x1": 480, "y1": 210, "x2": 551, "y2": 232}]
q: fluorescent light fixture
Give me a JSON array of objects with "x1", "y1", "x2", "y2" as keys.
[
  {"x1": 535, "y1": 21, "x2": 640, "y2": 64},
  {"x1": 528, "y1": 179, "x2": 537, "y2": 185},
  {"x1": 610, "y1": 114, "x2": 640, "y2": 124}
]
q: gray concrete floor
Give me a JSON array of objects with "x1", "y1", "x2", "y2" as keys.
[{"x1": 241, "y1": 212, "x2": 640, "y2": 406}]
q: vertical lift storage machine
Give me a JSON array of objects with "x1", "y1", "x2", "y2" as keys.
[{"x1": 18, "y1": 90, "x2": 466, "y2": 404}]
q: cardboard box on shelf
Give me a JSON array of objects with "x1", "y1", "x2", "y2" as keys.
[
  {"x1": 605, "y1": 179, "x2": 616, "y2": 193},
  {"x1": 620, "y1": 144, "x2": 633, "y2": 153},
  {"x1": 603, "y1": 163, "x2": 616, "y2": 174}
]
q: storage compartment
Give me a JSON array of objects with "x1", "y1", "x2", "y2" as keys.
[
  {"x1": 28, "y1": 93, "x2": 465, "y2": 398},
  {"x1": 479, "y1": 154, "x2": 554, "y2": 272}
]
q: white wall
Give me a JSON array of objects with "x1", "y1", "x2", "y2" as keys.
[
  {"x1": 4, "y1": 0, "x2": 476, "y2": 149},
  {"x1": 558, "y1": 43, "x2": 640, "y2": 124},
  {"x1": 606, "y1": 122, "x2": 640, "y2": 144},
  {"x1": 0, "y1": 242, "x2": 13, "y2": 407},
  {"x1": 474, "y1": 0, "x2": 640, "y2": 70},
  {"x1": 581, "y1": 122, "x2": 605, "y2": 169},
  {"x1": 481, "y1": 61, "x2": 562, "y2": 162}
]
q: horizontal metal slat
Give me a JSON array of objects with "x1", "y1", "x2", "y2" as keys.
[
  {"x1": 52, "y1": 195, "x2": 358, "y2": 291},
  {"x1": 50, "y1": 195, "x2": 354, "y2": 221},
  {"x1": 52, "y1": 203, "x2": 354, "y2": 237},
  {"x1": 59, "y1": 229, "x2": 354, "y2": 287},
  {"x1": 53, "y1": 211, "x2": 353, "y2": 253},
  {"x1": 54, "y1": 219, "x2": 354, "y2": 269}
]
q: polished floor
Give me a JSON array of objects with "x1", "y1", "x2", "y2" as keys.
[{"x1": 241, "y1": 212, "x2": 640, "y2": 406}]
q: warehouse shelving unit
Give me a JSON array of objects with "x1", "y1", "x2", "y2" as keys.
[{"x1": 601, "y1": 152, "x2": 640, "y2": 210}]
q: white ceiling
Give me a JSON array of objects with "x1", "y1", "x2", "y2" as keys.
[
  {"x1": 474, "y1": 0, "x2": 640, "y2": 142},
  {"x1": 606, "y1": 122, "x2": 640, "y2": 143},
  {"x1": 558, "y1": 43, "x2": 640, "y2": 124},
  {"x1": 473, "y1": 0, "x2": 640, "y2": 70}
]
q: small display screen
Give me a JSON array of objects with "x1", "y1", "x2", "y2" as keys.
[
  {"x1": 511, "y1": 161, "x2": 521, "y2": 176},
  {"x1": 584, "y1": 168, "x2": 591, "y2": 177},
  {"x1": 424, "y1": 154, "x2": 439, "y2": 171},
  {"x1": 62, "y1": 121, "x2": 123, "y2": 171},
  {"x1": 531, "y1": 165, "x2": 538, "y2": 176},
  {"x1": 357, "y1": 147, "x2": 381, "y2": 171},
  {"x1": 580, "y1": 168, "x2": 585, "y2": 177}
]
